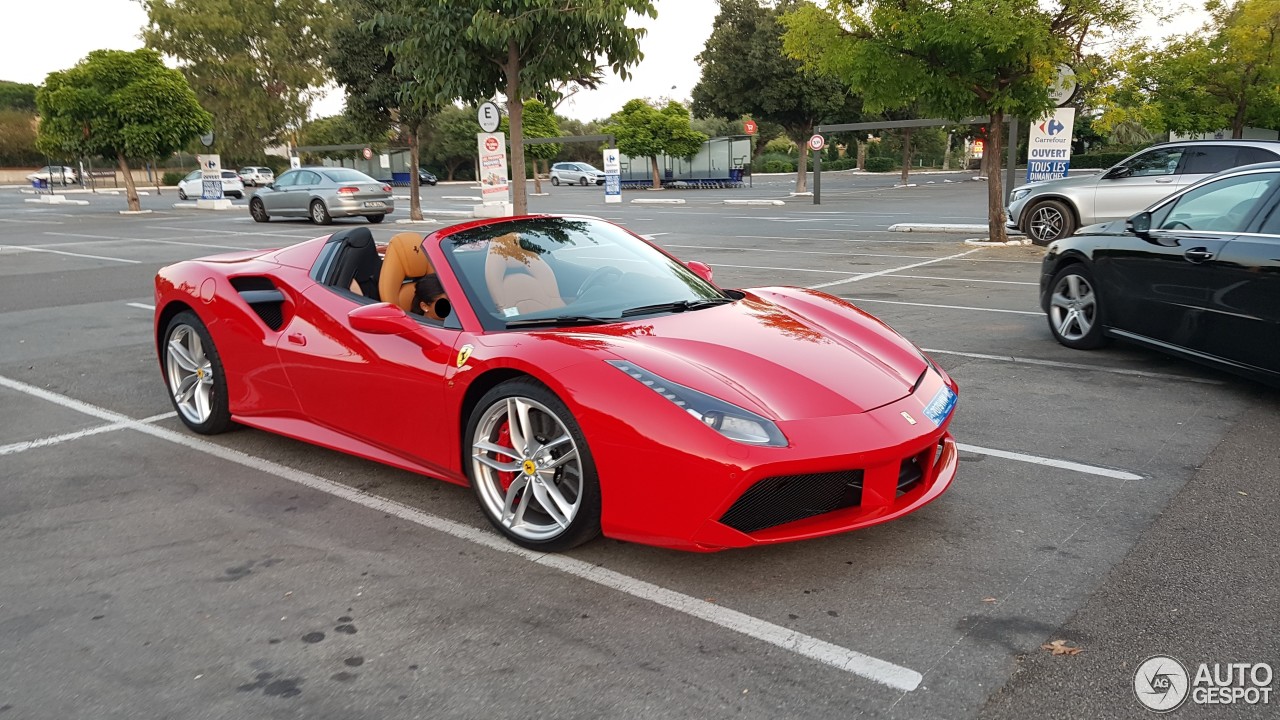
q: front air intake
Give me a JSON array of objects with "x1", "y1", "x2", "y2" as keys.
[{"x1": 720, "y1": 471, "x2": 864, "y2": 534}]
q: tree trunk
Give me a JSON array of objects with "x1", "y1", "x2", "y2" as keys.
[
  {"x1": 943, "y1": 132, "x2": 953, "y2": 171},
  {"x1": 650, "y1": 155, "x2": 662, "y2": 189},
  {"x1": 504, "y1": 41, "x2": 526, "y2": 215},
  {"x1": 1233, "y1": 101, "x2": 1247, "y2": 139},
  {"x1": 857, "y1": 141, "x2": 866, "y2": 171},
  {"x1": 117, "y1": 151, "x2": 140, "y2": 212},
  {"x1": 986, "y1": 111, "x2": 1007, "y2": 243},
  {"x1": 795, "y1": 139, "x2": 809, "y2": 193},
  {"x1": 899, "y1": 127, "x2": 913, "y2": 184},
  {"x1": 408, "y1": 122, "x2": 422, "y2": 221},
  {"x1": 533, "y1": 157, "x2": 542, "y2": 194}
]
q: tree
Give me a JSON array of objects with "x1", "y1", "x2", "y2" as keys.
[
  {"x1": 692, "y1": 0, "x2": 853, "y2": 193},
  {"x1": 0, "y1": 80, "x2": 38, "y2": 111},
  {"x1": 502, "y1": 99, "x2": 560, "y2": 193},
  {"x1": 782, "y1": 0, "x2": 1134, "y2": 243},
  {"x1": 37, "y1": 49, "x2": 211, "y2": 211},
  {"x1": 139, "y1": 0, "x2": 333, "y2": 163},
  {"x1": 605, "y1": 99, "x2": 708, "y2": 188},
  {"x1": 0, "y1": 110, "x2": 39, "y2": 166},
  {"x1": 422, "y1": 105, "x2": 483, "y2": 181},
  {"x1": 378, "y1": 0, "x2": 654, "y2": 214}
]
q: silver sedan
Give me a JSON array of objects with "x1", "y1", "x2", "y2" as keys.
[{"x1": 249, "y1": 167, "x2": 395, "y2": 225}]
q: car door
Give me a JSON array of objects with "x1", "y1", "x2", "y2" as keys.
[
  {"x1": 181, "y1": 170, "x2": 201, "y2": 197},
  {"x1": 1100, "y1": 169, "x2": 1280, "y2": 354},
  {"x1": 262, "y1": 170, "x2": 297, "y2": 214},
  {"x1": 1175, "y1": 145, "x2": 1250, "y2": 191},
  {"x1": 293, "y1": 170, "x2": 322, "y2": 215},
  {"x1": 1091, "y1": 147, "x2": 1185, "y2": 222},
  {"x1": 274, "y1": 284, "x2": 462, "y2": 472}
]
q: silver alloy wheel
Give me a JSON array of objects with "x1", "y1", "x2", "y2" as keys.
[
  {"x1": 165, "y1": 324, "x2": 215, "y2": 425},
  {"x1": 250, "y1": 199, "x2": 267, "y2": 222},
  {"x1": 471, "y1": 396, "x2": 583, "y2": 542},
  {"x1": 1029, "y1": 204, "x2": 1067, "y2": 242},
  {"x1": 1049, "y1": 272, "x2": 1097, "y2": 341},
  {"x1": 311, "y1": 201, "x2": 328, "y2": 223}
]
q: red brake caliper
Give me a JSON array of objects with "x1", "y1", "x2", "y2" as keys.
[{"x1": 495, "y1": 421, "x2": 518, "y2": 492}]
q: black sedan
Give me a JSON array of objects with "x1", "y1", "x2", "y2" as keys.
[
  {"x1": 1040, "y1": 162, "x2": 1280, "y2": 386},
  {"x1": 418, "y1": 167, "x2": 438, "y2": 186}
]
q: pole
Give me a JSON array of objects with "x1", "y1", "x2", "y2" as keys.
[{"x1": 813, "y1": 143, "x2": 822, "y2": 205}]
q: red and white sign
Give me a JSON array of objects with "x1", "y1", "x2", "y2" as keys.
[
  {"x1": 808, "y1": 134, "x2": 826, "y2": 151},
  {"x1": 743, "y1": 120, "x2": 757, "y2": 136},
  {"x1": 362, "y1": 147, "x2": 373, "y2": 160},
  {"x1": 476, "y1": 132, "x2": 509, "y2": 201}
]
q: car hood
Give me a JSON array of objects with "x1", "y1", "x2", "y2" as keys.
[{"x1": 543, "y1": 289, "x2": 928, "y2": 421}]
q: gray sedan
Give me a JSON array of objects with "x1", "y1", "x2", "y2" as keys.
[{"x1": 249, "y1": 167, "x2": 395, "y2": 225}]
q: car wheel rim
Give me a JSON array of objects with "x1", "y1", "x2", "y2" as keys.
[
  {"x1": 250, "y1": 201, "x2": 265, "y2": 220},
  {"x1": 472, "y1": 396, "x2": 583, "y2": 541},
  {"x1": 1030, "y1": 205, "x2": 1066, "y2": 242},
  {"x1": 165, "y1": 324, "x2": 214, "y2": 425},
  {"x1": 1049, "y1": 273, "x2": 1097, "y2": 341},
  {"x1": 312, "y1": 204, "x2": 325, "y2": 222}
]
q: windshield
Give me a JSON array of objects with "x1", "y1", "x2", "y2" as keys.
[
  {"x1": 439, "y1": 217, "x2": 725, "y2": 331},
  {"x1": 322, "y1": 168, "x2": 378, "y2": 183}
]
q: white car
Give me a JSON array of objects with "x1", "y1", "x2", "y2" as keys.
[
  {"x1": 178, "y1": 169, "x2": 245, "y2": 200},
  {"x1": 27, "y1": 166, "x2": 78, "y2": 185},
  {"x1": 550, "y1": 162, "x2": 606, "y2": 186},
  {"x1": 237, "y1": 166, "x2": 275, "y2": 187}
]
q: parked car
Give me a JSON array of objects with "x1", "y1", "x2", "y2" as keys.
[
  {"x1": 237, "y1": 166, "x2": 275, "y2": 187},
  {"x1": 249, "y1": 167, "x2": 394, "y2": 224},
  {"x1": 1009, "y1": 140, "x2": 1280, "y2": 244},
  {"x1": 550, "y1": 162, "x2": 605, "y2": 186},
  {"x1": 418, "y1": 167, "x2": 438, "y2": 186},
  {"x1": 177, "y1": 169, "x2": 245, "y2": 200},
  {"x1": 152, "y1": 215, "x2": 958, "y2": 551},
  {"x1": 26, "y1": 166, "x2": 78, "y2": 185},
  {"x1": 1040, "y1": 161, "x2": 1280, "y2": 386}
]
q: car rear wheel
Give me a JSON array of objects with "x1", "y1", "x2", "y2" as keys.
[
  {"x1": 367, "y1": 214, "x2": 385, "y2": 224},
  {"x1": 1047, "y1": 264, "x2": 1108, "y2": 350},
  {"x1": 250, "y1": 198, "x2": 269, "y2": 223},
  {"x1": 310, "y1": 200, "x2": 333, "y2": 225},
  {"x1": 467, "y1": 379, "x2": 601, "y2": 551},
  {"x1": 162, "y1": 310, "x2": 233, "y2": 434},
  {"x1": 551, "y1": 176, "x2": 560, "y2": 186},
  {"x1": 1026, "y1": 199, "x2": 1075, "y2": 245}
]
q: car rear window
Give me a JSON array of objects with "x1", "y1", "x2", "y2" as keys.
[
  {"x1": 221, "y1": 171, "x2": 238, "y2": 178},
  {"x1": 322, "y1": 168, "x2": 377, "y2": 183}
]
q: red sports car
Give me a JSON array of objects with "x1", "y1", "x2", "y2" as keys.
[{"x1": 154, "y1": 215, "x2": 959, "y2": 552}]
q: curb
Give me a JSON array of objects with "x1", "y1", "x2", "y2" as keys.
[
  {"x1": 724, "y1": 199, "x2": 785, "y2": 206},
  {"x1": 631, "y1": 198, "x2": 685, "y2": 205},
  {"x1": 888, "y1": 223, "x2": 990, "y2": 233}
]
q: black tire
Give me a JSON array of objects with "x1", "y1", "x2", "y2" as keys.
[
  {"x1": 250, "y1": 198, "x2": 269, "y2": 223},
  {"x1": 310, "y1": 200, "x2": 333, "y2": 225},
  {"x1": 1046, "y1": 263, "x2": 1109, "y2": 350},
  {"x1": 579, "y1": 176, "x2": 588, "y2": 186},
  {"x1": 178, "y1": 188, "x2": 188, "y2": 201},
  {"x1": 1024, "y1": 199, "x2": 1076, "y2": 245},
  {"x1": 551, "y1": 176, "x2": 560, "y2": 186},
  {"x1": 465, "y1": 378, "x2": 601, "y2": 552},
  {"x1": 230, "y1": 192, "x2": 243, "y2": 199},
  {"x1": 367, "y1": 213, "x2": 385, "y2": 224},
  {"x1": 161, "y1": 310, "x2": 234, "y2": 435}
]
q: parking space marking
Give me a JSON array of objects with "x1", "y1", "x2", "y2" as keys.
[
  {"x1": 127, "y1": 302, "x2": 155, "y2": 311},
  {"x1": 957, "y1": 443, "x2": 1143, "y2": 480},
  {"x1": 0, "y1": 244, "x2": 141, "y2": 264},
  {"x1": 807, "y1": 249, "x2": 985, "y2": 290},
  {"x1": 837, "y1": 297, "x2": 1040, "y2": 315},
  {"x1": 885, "y1": 274, "x2": 1037, "y2": 286},
  {"x1": 0, "y1": 411, "x2": 175, "y2": 457},
  {"x1": 0, "y1": 373, "x2": 924, "y2": 692},
  {"x1": 922, "y1": 348, "x2": 1225, "y2": 385}
]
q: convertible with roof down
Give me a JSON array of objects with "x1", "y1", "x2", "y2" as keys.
[{"x1": 153, "y1": 215, "x2": 959, "y2": 551}]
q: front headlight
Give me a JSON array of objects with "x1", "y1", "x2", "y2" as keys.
[
  {"x1": 607, "y1": 360, "x2": 787, "y2": 447},
  {"x1": 1010, "y1": 188, "x2": 1031, "y2": 203}
]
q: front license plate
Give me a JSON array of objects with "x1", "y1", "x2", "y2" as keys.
[
  {"x1": 923, "y1": 385, "x2": 957, "y2": 427},
  {"x1": 364, "y1": 201, "x2": 385, "y2": 208}
]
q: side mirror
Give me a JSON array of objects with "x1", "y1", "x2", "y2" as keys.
[
  {"x1": 1127, "y1": 211, "x2": 1155, "y2": 243},
  {"x1": 348, "y1": 303, "x2": 441, "y2": 349},
  {"x1": 687, "y1": 261, "x2": 714, "y2": 283},
  {"x1": 1103, "y1": 166, "x2": 1132, "y2": 180}
]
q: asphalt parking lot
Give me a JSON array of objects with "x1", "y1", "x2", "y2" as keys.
[{"x1": 1, "y1": 171, "x2": 1276, "y2": 719}]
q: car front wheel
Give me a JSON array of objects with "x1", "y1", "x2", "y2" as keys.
[
  {"x1": 162, "y1": 310, "x2": 233, "y2": 434},
  {"x1": 1025, "y1": 199, "x2": 1076, "y2": 245},
  {"x1": 579, "y1": 176, "x2": 588, "y2": 186},
  {"x1": 467, "y1": 379, "x2": 601, "y2": 551},
  {"x1": 250, "y1": 198, "x2": 269, "y2": 223},
  {"x1": 1047, "y1": 264, "x2": 1108, "y2": 350}
]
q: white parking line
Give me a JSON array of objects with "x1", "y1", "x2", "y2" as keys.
[
  {"x1": 838, "y1": 297, "x2": 1040, "y2": 316},
  {"x1": 0, "y1": 374, "x2": 924, "y2": 693},
  {"x1": 0, "y1": 244, "x2": 141, "y2": 264},
  {"x1": 957, "y1": 443, "x2": 1143, "y2": 481},
  {"x1": 885, "y1": 274, "x2": 1037, "y2": 286},
  {"x1": 807, "y1": 249, "x2": 986, "y2": 290},
  {"x1": 127, "y1": 302, "x2": 155, "y2": 311},
  {"x1": 0, "y1": 411, "x2": 175, "y2": 457},
  {"x1": 922, "y1": 348, "x2": 1225, "y2": 385}
]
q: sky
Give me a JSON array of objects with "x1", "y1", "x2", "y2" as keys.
[{"x1": 2, "y1": 0, "x2": 1207, "y2": 124}]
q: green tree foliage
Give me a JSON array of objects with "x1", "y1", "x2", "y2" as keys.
[
  {"x1": 140, "y1": 0, "x2": 333, "y2": 163},
  {"x1": 377, "y1": 0, "x2": 655, "y2": 213},
  {"x1": 692, "y1": 0, "x2": 853, "y2": 192},
  {"x1": 782, "y1": 0, "x2": 1134, "y2": 242},
  {"x1": 0, "y1": 110, "x2": 40, "y2": 165},
  {"x1": 0, "y1": 80, "x2": 38, "y2": 111},
  {"x1": 296, "y1": 114, "x2": 374, "y2": 162},
  {"x1": 329, "y1": 0, "x2": 438, "y2": 218},
  {"x1": 422, "y1": 104, "x2": 482, "y2": 181},
  {"x1": 604, "y1": 99, "x2": 708, "y2": 188},
  {"x1": 501, "y1": 99, "x2": 560, "y2": 191},
  {"x1": 37, "y1": 49, "x2": 211, "y2": 211},
  {"x1": 1108, "y1": 0, "x2": 1280, "y2": 139}
]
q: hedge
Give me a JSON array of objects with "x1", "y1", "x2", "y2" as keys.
[
  {"x1": 864, "y1": 156, "x2": 896, "y2": 172},
  {"x1": 162, "y1": 171, "x2": 186, "y2": 186}
]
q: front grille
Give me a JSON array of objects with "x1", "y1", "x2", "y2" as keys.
[{"x1": 720, "y1": 470, "x2": 863, "y2": 534}]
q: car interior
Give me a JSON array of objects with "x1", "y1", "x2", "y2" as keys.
[
  {"x1": 312, "y1": 228, "x2": 457, "y2": 328},
  {"x1": 483, "y1": 232, "x2": 566, "y2": 316}
]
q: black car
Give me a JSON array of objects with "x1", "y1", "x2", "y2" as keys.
[
  {"x1": 417, "y1": 167, "x2": 438, "y2": 186},
  {"x1": 1040, "y1": 161, "x2": 1280, "y2": 386}
]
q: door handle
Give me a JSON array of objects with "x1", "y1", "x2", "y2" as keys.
[
  {"x1": 1183, "y1": 247, "x2": 1215, "y2": 263},
  {"x1": 287, "y1": 332, "x2": 307, "y2": 346},
  {"x1": 1155, "y1": 178, "x2": 1174, "y2": 183}
]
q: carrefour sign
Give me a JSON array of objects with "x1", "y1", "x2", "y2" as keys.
[{"x1": 1026, "y1": 108, "x2": 1076, "y2": 182}]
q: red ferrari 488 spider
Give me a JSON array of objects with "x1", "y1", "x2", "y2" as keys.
[{"x1": 154, "y1": 215, "x2": 958, "y2": 551}]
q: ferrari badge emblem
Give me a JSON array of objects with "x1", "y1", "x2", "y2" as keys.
[
  {"x1": 456, "y1": 344, "x2": 474, "y2": 368},
  {"x1": 901, "y1": 412, "x2": 918, "y2": 426},
  {"x1": 522, "y1": 459, "x2": 537, "y2": 475}
]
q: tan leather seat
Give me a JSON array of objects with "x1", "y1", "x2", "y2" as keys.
[
  {"x1": 379, "y1": 232, "x2": 433, "y2": 311},
  {"x1": 483, "y1": 232, "x2": 564, "y2": 315}
]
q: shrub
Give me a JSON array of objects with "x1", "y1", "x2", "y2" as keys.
[
  {"x1": 864, "y1": 156, "x2": 896, "y2": 172},
  {"x1": 755, "y1": 152, "x2": 795, "y2": 174},
  {"x1": 162, "y1": 171, "x2": 186, "y2": 186}
]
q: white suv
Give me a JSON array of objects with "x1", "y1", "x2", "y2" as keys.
[
  {"x1": 550, "y1": 162, "x2": 605, "y2": 186},
  {"x1": 237, "y1": 166, "x2": 275, "y2": 187}
]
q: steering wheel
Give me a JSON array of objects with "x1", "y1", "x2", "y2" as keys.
[
  {"x1": 577, "y1": 266, "x2": 623, "y2": 296},
  {"x1": 1162, "y1": 220, "x2": 1192, "y2": 230}
]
